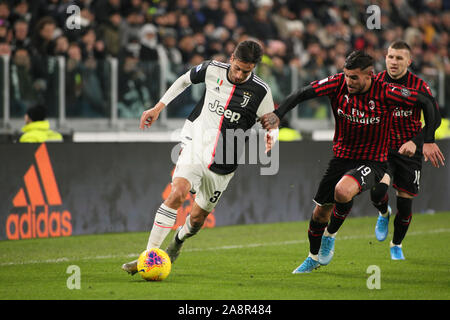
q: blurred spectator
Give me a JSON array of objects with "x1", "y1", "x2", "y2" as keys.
[
  {"x1": 201, "y1": 0, "x2": 223, "y2": 26},
  {"x1": 118, "y1": 49, "x2": 151, "y2": 118},
  {"x1": 31, "y1": 16, "x2": 57, "y2": 56},
  {"x1": 248, "y1": 6, "x2": 278, "y2": 40},
  {"x1": 98, "y1": 10, "x2": 122, "y2": 57},
  {"x1": 52, "y1": 35, "x2": 69, "y2": 56},
  {"x1": 0, "y1": 18, "x2": 11, "y2": 43},
  {"x1": 11, "y1": 19, "x2": 30, "y2": 51},
  {"x1": 121, "y1": 7, "x2": 145, "y2": 47},
  {"x1": 139, "y1": 23, "x2": 159, "y2": 61},
  {"x1": 65, "y1": 42, "x2": 84, "y2": 116},
  {"x1": 10, "y1": 48, "x2": 37, "y2": 116},
  {"x1": 19, "y1": 104, "x2": 63, "y2": 143}
]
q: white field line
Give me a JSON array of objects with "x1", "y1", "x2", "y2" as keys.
[{"x1": 1, "y1": 228, "x2": 449, "y2": 267}]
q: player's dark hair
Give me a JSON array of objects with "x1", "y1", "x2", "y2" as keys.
[
  {"x1": 344, "y1": 50, "x2": 374, "y2": 70},
  {"x1": 233, "y1": 40, "x2": 263, "y2": 65},
  {"x1": 389, "y1": 40, "x2": 411, "y2": 52}
]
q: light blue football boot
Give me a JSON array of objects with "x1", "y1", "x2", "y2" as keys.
[
  {"x1": 292, "y1": 256, "x2": 320, "y2": 274},
  {"x1": 318, "y1": 235, "x2": 335, "y2": 265},
  {"x1": 375, "y1": 205, "x2": 392, "y2": 241},
  {"x1": 390, "y1": 242, "x2": 405, "y2": 260}
]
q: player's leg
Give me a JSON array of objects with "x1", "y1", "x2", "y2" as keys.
[
  {"x1": 146, "y1": 177, "x2": 191, "y2": 249},
  {"x1": 293, "y1": 157, "x2": 344, "y2": 273},
  {"x1": 166, "y1": 168, "x2": 234, "y2": 263},
  {"x1": 390, "y1": 192, "x2": 413, "y2": 260},
  {"x1": 292, "y1": 203, "x2": 334, "y2": 273},
  {"x1": 316, "y1": 175, "x2": 359, "y2": 265},
  {"x1": 166, "y1": 202, "x2": 210, "y2": 263},
  {"x1": 373, "y1": 173, "x2": 392, "y2": 241},
  {"x1": 121, "y1": 177, "x2": 191, "y2": 275},
  {"x1": 319, "y1": 162, "x2": 385, "y2": 265},
  {"x1": 390, "y1": 155, "x2": 421, "y2": 260},
  {"x1": 325, "y1": 174, "x2": 360, "y2": 234}
]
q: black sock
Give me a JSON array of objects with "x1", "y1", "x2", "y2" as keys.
[
  {"x1": 371, "y1": 183, "x2": 389, "y2": 214},
  {"x1": 308, "y1": 218, "x2": 328, "y2": 255},
  {"x1": 393, "y1": 197, "x2": 413, "y2": 245},
  {"x1": 327, "y1": 200, "x2": 353, "y2": 234}
]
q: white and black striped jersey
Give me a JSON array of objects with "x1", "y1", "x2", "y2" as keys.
[{"x1": 166, "y1": 60, "x2": 274, "y2": 175}]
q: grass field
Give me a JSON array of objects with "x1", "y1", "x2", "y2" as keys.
[{"x1": 0, "y1": 212, "x2": 449, "y2": 301}]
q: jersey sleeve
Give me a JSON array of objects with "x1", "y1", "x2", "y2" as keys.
[
  {"x1": 159, "y1": 70, "x2": 192, "y2": 105},
  {"x1": 310, "y1": 73, "x2": 343, "y2": 98},
  {"x1": 384, "y1": 84, "x2": 418, "y2": 109},
  {"x1": 189, "y1": 60, "x2": 211, "y2": 84},
  {"x1": 256, "y1": 87, "x2": 275, "y2": 118}
]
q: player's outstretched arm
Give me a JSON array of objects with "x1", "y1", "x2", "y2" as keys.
[
  {"x1": 139, "y1": 71, "x2": 193, "y2": 130},
  {"x1": 261, "y1": 84, "x2": 317, "y2": 130},
  {"x1": 415, "y1": 92, "x2": 444, "y2": 167}
]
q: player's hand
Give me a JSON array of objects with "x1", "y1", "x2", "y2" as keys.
[
  {"x1": 423, "y1": 142, "x2": 445, "y2": 168},
  {"x1": 264, "y1": 128, "x2": 279, "y2": 153},
  {"x1": 260, "y1": 112, "x2": 280, "y2": 130},
  {"x1": 139, "y1": 106, "x2": 162, "y2": 129},
  {"x1": 398, "y1": 140, "x2": 417, "y2": 157}
]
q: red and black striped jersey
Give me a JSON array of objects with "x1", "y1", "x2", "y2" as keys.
[
  {"x1": 375, "y1": 70, "x2": 433, "y2": 150},
  {"x1": 310, "y1": 73, "x2": 423, "y2": 162}
]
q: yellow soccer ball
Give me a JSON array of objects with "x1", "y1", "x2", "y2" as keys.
[{"x1": 137, "y1": 248, "x2": 172, "y2": 281}]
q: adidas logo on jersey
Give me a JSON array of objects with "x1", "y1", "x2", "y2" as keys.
[{"x1": 208, "y1": 100, "x2": 241, "y2": 123}]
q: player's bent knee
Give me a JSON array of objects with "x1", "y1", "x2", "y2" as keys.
[
  {"x1": 313, "y1": 204, "x2": 333, "y2": 223},
  {"x1": 370, "y1": 183, "x2": 389, "y2": 204},
  {"x1": 334, "y1": 185, "x2": 354, "y2": 203},
  {"x1": 166, "y1": 187, "x2": 189, "y2": 208},
  {"x1": 334, "y1": 177, "x2": 360, "y2": 202}
]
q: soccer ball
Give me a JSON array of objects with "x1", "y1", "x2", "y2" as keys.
[{"x1": 137, "y1": 248, "x2": 172, "y2": 281}]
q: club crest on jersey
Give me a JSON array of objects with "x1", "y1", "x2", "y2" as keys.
[
  {"x1": 401, "y1": 88, "x2": 411, "y2": 97},
  {"x1": 241, "y1": 92, "x2": 252, "y2": 108},
  {"x1": 369, "y1": 100, "x2": 375, "y2": 110}
]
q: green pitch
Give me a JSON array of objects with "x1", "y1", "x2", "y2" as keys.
[{"x1": 1, "y1": 212, "x2": 449, "y2": 300}]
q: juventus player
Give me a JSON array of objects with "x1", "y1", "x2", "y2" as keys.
[
  {"x1": 122, "y1": 40, "x2": 277, "y2": 275},
  {"x1": 261, "y1": 50, "x2": 441, "y2": 273},
  {"x1": 371, "y1": 41, "x2": 445, "y2": 260}
]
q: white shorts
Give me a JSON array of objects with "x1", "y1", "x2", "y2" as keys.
[{"x1": 173, "y1": 145, "x2": 234, "y2": 212}]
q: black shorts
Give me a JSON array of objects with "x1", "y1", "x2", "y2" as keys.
[
  {"x1": 314, "y1": 157, "x2": 387, "y2": 206},
  {"x1": 386, "y1": 149, "x2": 422, "y2": 196}
]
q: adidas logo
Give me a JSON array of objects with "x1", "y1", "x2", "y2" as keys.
[
  {"x1": 6, "y1": 143, "x2": 72, "y2": 240},
  {"x1": 215, "y1": 86, "x2": 220, "y2": 92}
]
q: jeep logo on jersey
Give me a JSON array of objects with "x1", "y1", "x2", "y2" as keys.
[{"x1": 208, "y1": 100, "x2": 241, "y2": 123}]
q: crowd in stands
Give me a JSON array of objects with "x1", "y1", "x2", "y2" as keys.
[{"x1": 0, "y1": 0, "x2": 448, "y2": 119}]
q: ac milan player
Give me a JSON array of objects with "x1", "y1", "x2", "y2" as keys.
[
  {"x1": 260, "y1": 50, "x2": 441, "y2": 273},
  {"x1": 371, "y1": 41, "x2": 445, "y2": 260}
]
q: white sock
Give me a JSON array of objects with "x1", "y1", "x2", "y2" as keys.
[
  {"x1": 308, "y1": 252, "x2": 319, "y2": 261},
  {"x1": 390, "y1": 241, "x2": 402, "y2": 248},
  {"x1": 324, "y1": 228, "x2": 337, "y2": 238},
  {"x1": 146, "y1": 203, "x2": 177, "y2": 250}
]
